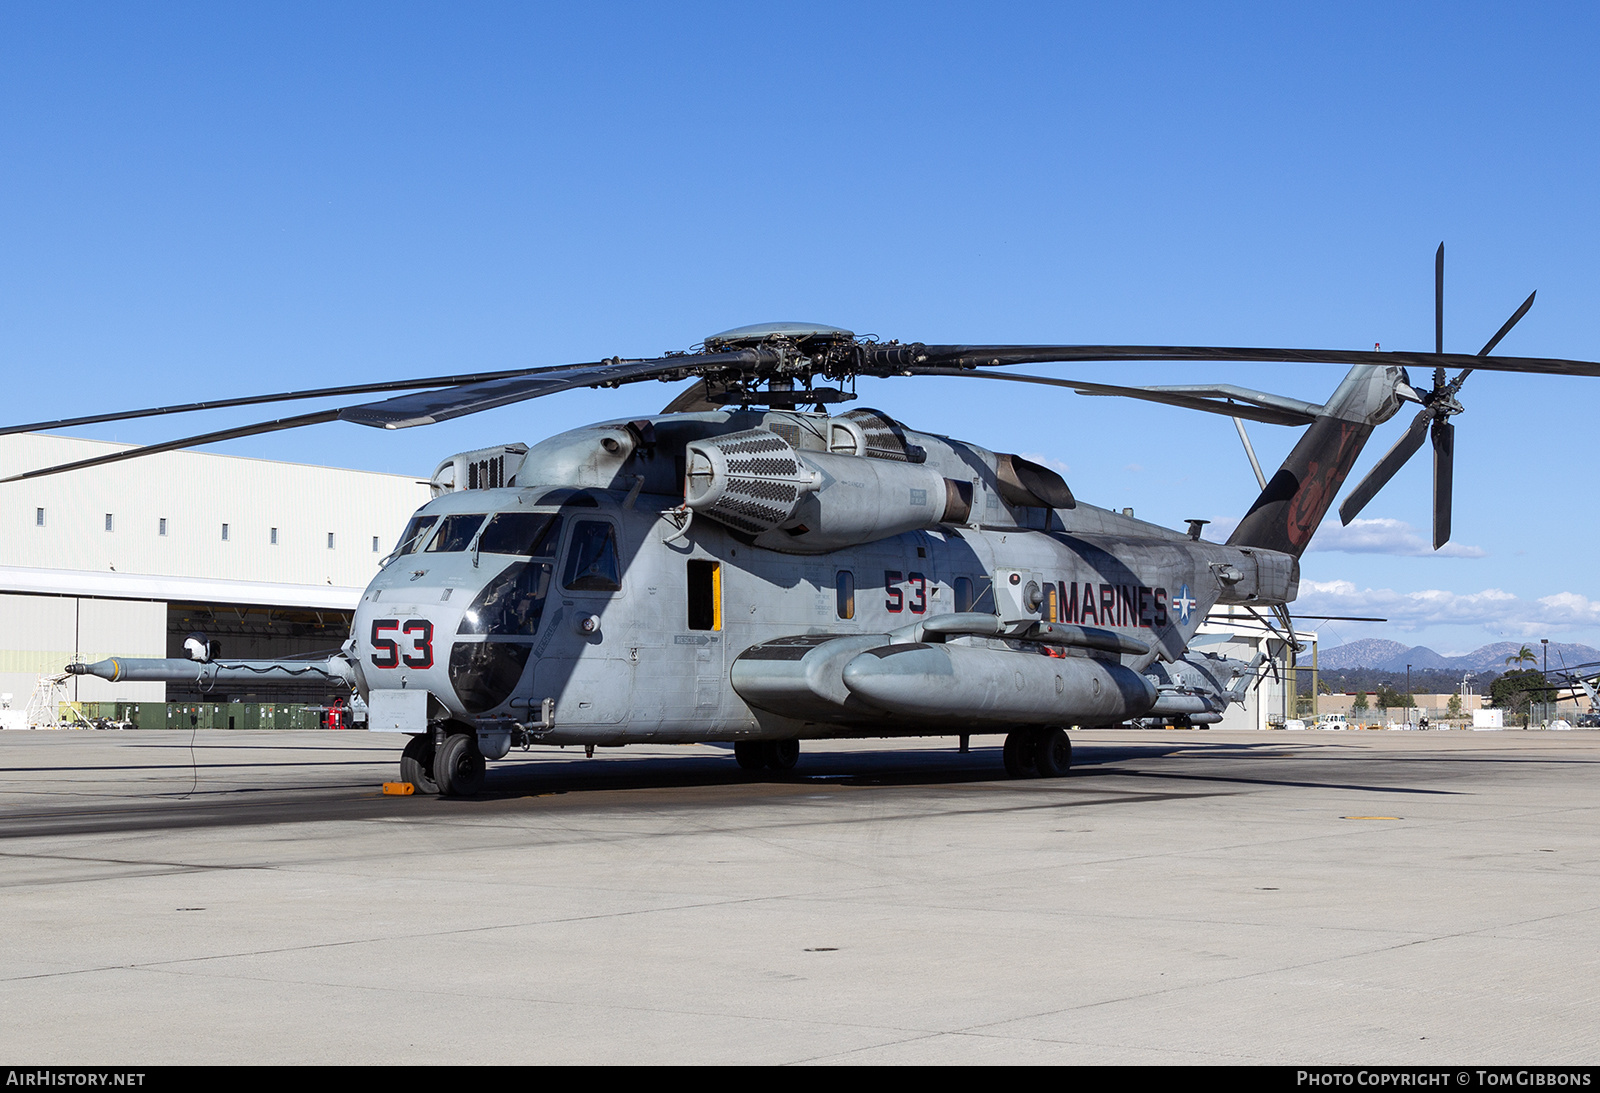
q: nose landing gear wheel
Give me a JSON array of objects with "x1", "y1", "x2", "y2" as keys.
[
  {"x1": 1002, "y1": 730, "x2": 1038, "y2": 778},
  {"x1": 435, "y1": 732, "x2": 486, "y2": 797},
  {"x1": 1033, "y1": 728, "x2": 1072, "y2": 777},
  {"x1": 400, "y1": 734, "x2": 439, "y2": 794}
]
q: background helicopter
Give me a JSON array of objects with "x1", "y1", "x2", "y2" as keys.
[{"x1": 21, "y1": 251, "x2": 1600, "y2": 795}]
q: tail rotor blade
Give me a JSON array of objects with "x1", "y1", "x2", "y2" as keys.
[
  {"x1": 1432, "y1": 417, "x2": 1454, "y2": 549},
  {"x1": 1477, "y1": 290, "x2": 1537, "y2": 357},
  {"x1": 1338, "y1": 407, "x2": 1433, "y2": 524}
]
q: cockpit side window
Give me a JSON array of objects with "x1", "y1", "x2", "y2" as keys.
[
  {"x1": 393, "y1": 514, "x2": 439, "y2": 557},
  {"x1": 478, "y1": 512, "x2": 563, "y2": 557},
  {"x1": 425, "y1": 514, "x2": 487, "y2": 553},
  {"x1": 561, "y1": 520, "x2": 622, "y2": 592}
]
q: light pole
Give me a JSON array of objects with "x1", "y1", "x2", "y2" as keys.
[
  {"x1": 1407, "y1": 663, "x2": 1412, "y2": 727},
  {"x1": 1542, "y1": 638, "x2": 1550, "y2": 725}
]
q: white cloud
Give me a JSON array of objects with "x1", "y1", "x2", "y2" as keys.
[
  {"x1": 1296, "y1": 580, "x2": 1600, "y2": 638},
  {"x1": 1535, "y1": 591, "x2": 1600, "y2": 627},
  {"x1": 1307, "y1": 518, "x2": 1485, "y2": 558}
]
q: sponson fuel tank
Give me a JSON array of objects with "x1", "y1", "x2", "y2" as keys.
[
  {"x1": 841, "y1": 643, "x2": 1157, "y2": 725},
  {"x1": 731, "y1": 634, "x2": 1157, "y2": 728}
]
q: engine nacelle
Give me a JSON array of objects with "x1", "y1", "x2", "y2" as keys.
[{"x1": 684, "y1": 427, "x2": 971, "y2": 553}]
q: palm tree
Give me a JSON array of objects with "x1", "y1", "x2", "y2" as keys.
[
  {"x1": 1504, "y1": 645, "x2": 1541, "y2": 729},
  {"x1": 1505, "y1": 645, "x2": 1538, "y2": 669}
]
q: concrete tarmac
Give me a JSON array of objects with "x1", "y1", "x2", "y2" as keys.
[{"x1": 0, "y1": 727, "x2": 1596, "y2": 1065}]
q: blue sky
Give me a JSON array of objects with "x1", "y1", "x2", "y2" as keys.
[{"x1": 2, "y1": 3, "x2": 1598, "y2": 654}]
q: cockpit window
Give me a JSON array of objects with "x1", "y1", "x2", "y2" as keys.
[
  {"x1": 457, "y1": 561, "x2": 553, "y2": 637},
  {"x1": 424, "y1": 514, "x2": 487, "y2": 553},
  {"x1": 562, "y1": 520, "x2": 622, "y2": 592},
  {"x1": 392, "y1": 514, "x2": 439, "y2": 557},
  {"x1": 478, "y1": 512, "x2": 563, "y2": 557}
]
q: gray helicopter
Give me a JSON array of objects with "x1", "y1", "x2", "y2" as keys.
[{"x1": 20, "y1": 250, "x2": 1600, "y2": 795}]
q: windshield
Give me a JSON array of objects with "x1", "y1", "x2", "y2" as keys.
[
  {"x1": 478, "y1": 512, "x2": 562, "y2": 557},
  {"x1": 391, "y1": 514, "x2": 439, "y2": 557},
  {"x1": 449, "y1": 642, "x2": 533, "y2": 714},
  {"x1": 424, "y1": 514, "x2": 487, "y2": 553},
  {"x1": 458, "y1": 561, "x2": 554, "y2": 637}
]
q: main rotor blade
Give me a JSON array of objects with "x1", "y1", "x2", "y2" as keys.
[
  {"x1": 1337, "y1": 407, "x2": 1432, "y2": 524},
  {"x1": 1432, "y1": 417, "x2": 1454, "y2": 549},
  {"x1": 867, "y1": 343, "x2": 1600, "y2": 379},
  {"x1": 0, "y1": 366, "x2": 572, "y2": 438},
  {"x1": 337, "y1": 350, "x2": 769, "y2": 429},
  {"x1": 0, "y1": 410, "x2": 342, "y2": 484},
  {"x1": 1436, "y1": 242, "x2": 1445, "y2": 355},
  {"x1": 906, "y1": 368, "x2": 1321, "y2": 426}
]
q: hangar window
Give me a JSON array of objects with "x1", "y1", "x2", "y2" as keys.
[
  {"x1": 221, "y1": 523, "x2": 229, "y2": 541},
  {"x1": 36, "y1": 508, "x2": 44, "y2": 527},
  {"x1": 105, "y1": 514, "x2": 113, "y2": 532},
  {"x1": 327, "y1": 532, "x2": 336, "y2": 549},
  {"x1": 372, "y1": 536, "x2": 380, "y2": 552},
  {"x1": 687, "y1": 560, "x2": 721, "y2": 631},
  {"x1": 562, "y1": 521, "x2": 622, "y2": 592},
  {"x1": 159, "y1": 518, "x2": 167, "y2": 537},
  {"x1": 836, "y1": 570, "x2": 855, "y2": 619},
  {"x1": 270, "y1": 527, "x2": 278, "y2": 545}
]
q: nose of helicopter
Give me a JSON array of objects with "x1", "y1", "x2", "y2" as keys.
[
  {"x1": 357, "y1": 552, "x2": 558, "y2": 719},
  {"x1": 354, "y1": 579, "x2": 463, "y2": 694}
]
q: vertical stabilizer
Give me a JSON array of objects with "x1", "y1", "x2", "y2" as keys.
[{"x1": 1227, "y1": 364, "x2": 1410, "y2": 557}]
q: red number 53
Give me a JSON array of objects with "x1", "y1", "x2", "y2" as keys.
[{"x1": 370, "y1": 618, "x2": 433, "y2": 669}]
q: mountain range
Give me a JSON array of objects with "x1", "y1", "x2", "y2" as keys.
[{"x1": 1299, "y1": 639, "x2": 1600, "y2": 674}]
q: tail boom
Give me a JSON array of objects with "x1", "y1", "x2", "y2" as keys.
[{"x1": 1227, "y1": 364, "x2": 1407, "y2": 557}]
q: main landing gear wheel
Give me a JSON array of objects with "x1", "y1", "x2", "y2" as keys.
[
  {"x1": 1034, "y1": 728, "x2": 1072, "y2": 778},
  {"x1": 768, "y1": 739, "x2": 800, "y2": 772},
  {"x1": 734, "y1": 740, "x2": 772, "y2": 771},
  {"x1": 435, "y1": 732, "x2": 486, "y2": 797},
  {"x1": 1002, "y1": 731, "x2": 1037, "y2": 779},
  {"x1": 732, "y1": 740, "x2": 800, "y2": 772},
  {"x1": 400, "y1": 734, "x2": 438, "y2": 794}
]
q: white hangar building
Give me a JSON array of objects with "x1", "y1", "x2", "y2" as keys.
[{"x1": 0, "y1": 434, "x2": 432, "y2": 708}]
